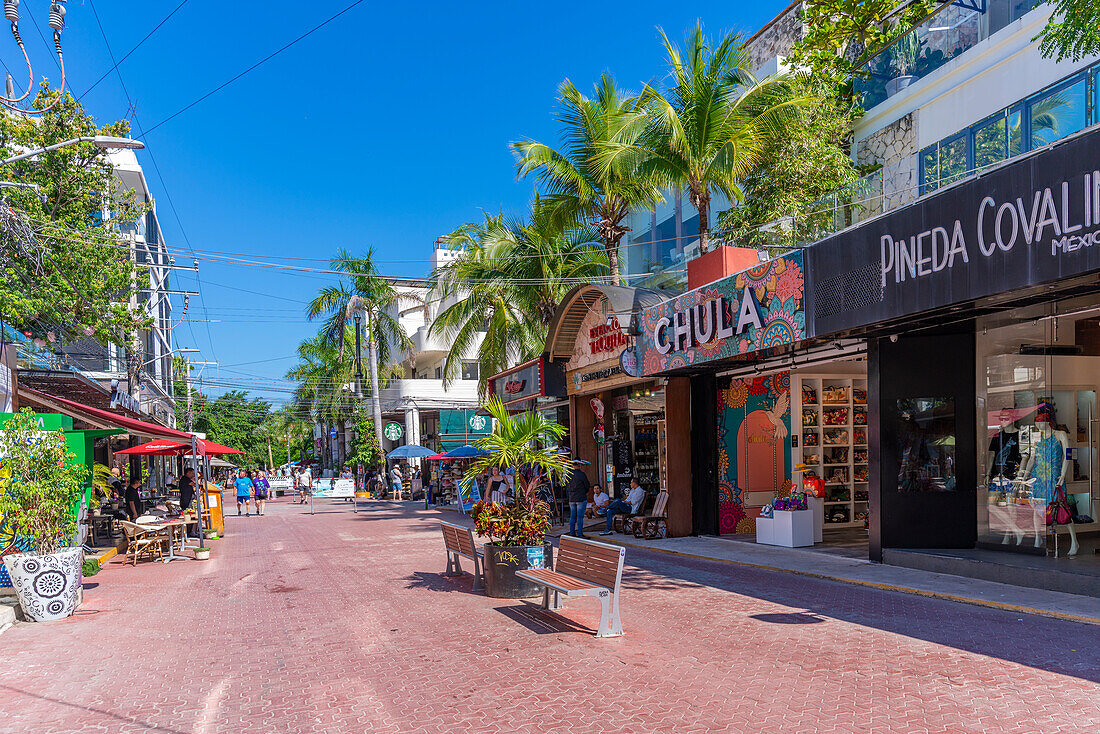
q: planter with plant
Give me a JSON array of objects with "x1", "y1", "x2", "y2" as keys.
[
  {"x1": 465, "y1": 397, "x2": 572, "y2": 598},
  {"x1": 193, "y1": 547, "x2": 211, "y2": 560},
  {"x1": 0, "y1": 409, "x2": 88, "y2": 621},
  {"x1": 886, "y1": 30, "x2": 920, "y2": 97}
]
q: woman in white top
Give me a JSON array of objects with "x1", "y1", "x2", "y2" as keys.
[{"x1": 488, "y1": 467, "x2": 508, "y2": 504}]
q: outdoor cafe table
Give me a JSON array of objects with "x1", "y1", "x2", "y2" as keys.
[{"x1": 139, "y1": 518, "x2": 198, "y2": 563}]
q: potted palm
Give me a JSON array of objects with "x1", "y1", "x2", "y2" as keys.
[
  {"x1": 0, "y1": 409, "x2": 87, "y2": 621},
  {"x1": 464, "y1": 397, "x2": 572, "y2": 598},
  {"x1": 885, "y1": 31, "x2": 920, "y2": 97}
]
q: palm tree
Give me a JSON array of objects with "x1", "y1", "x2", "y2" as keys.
[
  {"x1": 431, "y1": 202, "x2": 608, "y2": 388},
  {"x1": 643, "y1": 24, "x2": 806, "y2": 254},
  {"x1": 512, "y1": 72, "x2": 661, "y2": 284},
  {"x1": 307, "y1": 249, "x2": 411, "y2": 462},
  {"x1": 286, "y1": 331, "x2": 357, "y2": 468},
  {"x1": 463, "y1": 396, "x2": 573, "y2": 546}
]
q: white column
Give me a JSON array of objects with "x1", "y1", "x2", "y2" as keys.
[{"x1": 404, "y1": 406, "x2": 420, "y2": 447}]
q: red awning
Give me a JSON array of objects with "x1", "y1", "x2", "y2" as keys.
[
  {"x1": 21, "y1": 387, "x2": 192, "y2": 440},
  {"x1": 115, "y1": 437, "x2": 244, "y2": 457},
  {"x1": 116, "y1": 439, "x2": 191, "y2": 455}
]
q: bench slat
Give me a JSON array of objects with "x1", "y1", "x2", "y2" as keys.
[{"x1": 518, "y1": 568, "x2": 600, "y2": 592}]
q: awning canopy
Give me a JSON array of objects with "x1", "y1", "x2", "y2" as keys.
[
  {"x1": 21, "y1": 387, "x2": 191, "y2": 440},
  {"x1": 116, "y1": 437, "x2": 243, "y2": 457}
]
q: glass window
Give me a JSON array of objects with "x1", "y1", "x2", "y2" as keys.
[
  {"x1": 1029, "y1": 75, "x2": 1088, "y2": 149},
  {"x1": 897, "y1": 398, "x2": 957, "y2": 492},
  {"x1": 461, "y1": 361, "x2": 479, "y2": 381},
  {"x1": 939, "y1": 133, "x2": 969, "y2": 187},
  {"x1": 919, "y1": 145, "x2": 939, "y2": 194},
  {"x1": 1008, "y1": 107, "x2": 1024, "y2": 157},
  {"x1": 973, "y1": 114, "x2": 1008, "y2": 170},
  {"x1": 434, "y1": 366, "x2": 442, "y2": 380}
]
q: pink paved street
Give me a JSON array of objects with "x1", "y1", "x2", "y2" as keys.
[{"x1": 2, "y1": 494, "x2": 1099, "y2": 734}]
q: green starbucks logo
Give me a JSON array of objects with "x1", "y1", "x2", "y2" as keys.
[
  {"x1": 469, "y1": 414, "x2": 488, "y2": 432},
  {"x1": 383, "y1": 422, "x2": 403, "y2": 441}
]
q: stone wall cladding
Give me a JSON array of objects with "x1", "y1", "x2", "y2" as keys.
[
  {"x1": 856, "y1": 112, "x2": 919, "y2": 210},
  {"x1": 744, "y1": 1, "x2": 804, "y2": 73}
]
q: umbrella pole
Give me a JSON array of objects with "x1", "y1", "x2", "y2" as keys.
[{"x1": 191, "y1": 436, "x2": 205, "y2": 540}]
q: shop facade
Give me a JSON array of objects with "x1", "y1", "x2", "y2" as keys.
[
  {"x1": 546, "y1": 285, "x2": 693, "y2": 534},
  {"x1": 802, "y1": 124, "x2": 1100, "y2": 579}
]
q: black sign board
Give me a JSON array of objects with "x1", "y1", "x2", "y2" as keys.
[
  {"x1": 487, "y1": 357, "x2": 566, "y2": 407},
  {"x1": 807, "y1": 127, "x2": 1100, "y2": 335}
]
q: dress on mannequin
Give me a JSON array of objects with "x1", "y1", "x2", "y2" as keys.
[{"x1": 1020, "y1": 403, "x2": 1079, "y2": 556}]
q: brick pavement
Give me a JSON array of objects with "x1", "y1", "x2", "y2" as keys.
[{"x1": 1, "y1": 495, "x2": 1098, "y2": 734}]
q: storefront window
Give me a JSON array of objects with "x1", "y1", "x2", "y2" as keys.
[
  {"x1": 897, "y1": 398, "x2": 957, "y2": 492},
  {"x1": 976, "y1": 298, "x2": 1099, "y2": 554}
]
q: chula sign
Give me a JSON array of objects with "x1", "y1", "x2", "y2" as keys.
[{"x1": 652, "y1": 288, "x2": 763, "y2": 355}]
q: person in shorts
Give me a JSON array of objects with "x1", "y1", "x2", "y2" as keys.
[
  {"x1": 234, "y1": 469, "x2": 254, "y2": 516},
  {"x1": 253, "y1": 470, "x2": 270, "y2": 516},
  {"x1": 298, "y1": 465, "x2": 312, "y2": 504}
]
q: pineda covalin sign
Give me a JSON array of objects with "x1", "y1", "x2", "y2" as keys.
[{"x1": 808, "y1": 126, "x2": 1100, "y2": 334}]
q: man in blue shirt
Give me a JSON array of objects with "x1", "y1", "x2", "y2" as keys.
[{"x1": 234, "y1": 469, "x2": 254, "y2": 516}]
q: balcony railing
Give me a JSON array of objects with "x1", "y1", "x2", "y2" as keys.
[{"x1": 855, "y1": 0, "x2": 1044, "y2": 110}]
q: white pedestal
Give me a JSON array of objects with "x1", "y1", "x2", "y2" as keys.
[
  {"x1": 755, "y1": 510, "x2": 814, "y2": 548},
  {"x1": 807, "y1": 496, "x2": 824, "y2": 543}
]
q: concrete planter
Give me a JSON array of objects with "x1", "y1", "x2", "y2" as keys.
[
  {"x1": 482, "y1": 543, "x2": 552, "y2": 598},
  {"x1": 193, "y1": 548, "x2": 211, "y2": 560},
  {"x1": 2, "y1": 547, "x2": 83, "y2": 622}
]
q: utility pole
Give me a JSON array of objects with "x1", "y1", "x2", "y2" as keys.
[{"x1": 286, "y1": 430, "x2": 292, "y2": 466}]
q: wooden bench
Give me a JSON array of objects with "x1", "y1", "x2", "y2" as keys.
[
  {"x1": 629, "y1": 491, "x2": 669, "y2": 539},
  {"x1": 440, "y1": 521, "x2": 484, "y2": 591},
  {"x1": 516, "y1": 535, "x2": 626, "y2": 638}
]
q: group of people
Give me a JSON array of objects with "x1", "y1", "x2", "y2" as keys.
[
  {"x1": 565, "y1": 465, "x2": 647, "y2": 538},
  {"x1": 225, "y1": 469, "x2": 271, "y2": 516}
]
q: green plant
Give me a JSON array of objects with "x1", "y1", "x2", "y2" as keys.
[
  {"x1": 888, "y1": 30, "x2": 920, "y2": 77},
  {"x1": 82, "y1": 558, "x2": 101, "y2": 577},
  {"x1": 463, "y1": 397, "x2": 572, "y2": 546},
  {"x1": 195, "y1": 546, "x2": 210, "y2": 552},
  {"x1": 512, "y1": 72, "x2": 662, "y2": 284},
  {"x1": 0, "y1": 409, "x2": 87, "y2": 556},
  {"x1": 642, "y1": 24, "x2": 810, "y2": 254},
  {"x1": 92, "y1": 463, "x2": 113, "y2": 500},
  {"x1": 1036, "y1": 0, "x2": 1100, "y2": 63}
]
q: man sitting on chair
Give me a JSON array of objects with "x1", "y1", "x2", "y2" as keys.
[{"x1": 600, "y1": 478, "x2": 645, "y2": 535}]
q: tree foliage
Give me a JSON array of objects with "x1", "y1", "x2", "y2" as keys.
[
  {"x1": 511, "y1": 73, "x2": 661, "y2": 284},
  {"x1": 788, "y1": 0, "x2": 934, "y2": 88},
  {"x1": 643, "y1": 24, "x2": 808, "y2": 254},
  {"x1": 0, "y1": 409, "x2": 86, "y2": 555},
  {"x1": 0, "y1": 84, "x2": 149, "y2": 346},
  {"x1": 346, "y1": 409, "x2": 382, "y2": 470},
  {"x1": 174, "y1": 379, "x2": 274, "y2": 469},
  {"x1": 1036, "y1": 0, "x2": 1100, "y2": 62},
  {"x1": 431, "y1": 200, "x2": 607, "y2": 388}
]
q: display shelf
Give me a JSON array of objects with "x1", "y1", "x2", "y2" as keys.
[{"x1": 794, "y1": 374, "x2": 868, "y2": 530}]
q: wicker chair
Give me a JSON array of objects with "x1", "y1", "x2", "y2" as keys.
[{"x1": 119, "y1": 521, "x2": 167, "y2": 566}]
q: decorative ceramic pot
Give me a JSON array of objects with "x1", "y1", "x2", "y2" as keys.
[
  {"x1": 2, "y1": 547, "x2": 83, "y2": 622},
  {"x1": 482, "y1": 543, "x2": 553, "y2": 598}
]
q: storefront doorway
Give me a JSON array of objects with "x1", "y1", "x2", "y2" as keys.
[{"x1": 714, "y1": 353, "x2": 869, "y2": 555}]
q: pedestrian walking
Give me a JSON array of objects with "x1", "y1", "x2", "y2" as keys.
[
  {"x1": 390, "y1": 464, "x2": 404, "y2": 499},
  {"x1": 298, "y1": 464, "x2": 312, "y2": 504},
  {"x1": 234, "y1": 469, "x2": 254, "y2": 516},
  {"x1": 253, "y1": 470, "x2": 270, "y2": 516},
  {"x1": 565, "y1": 463, "x2": 590, "y2": 538}
]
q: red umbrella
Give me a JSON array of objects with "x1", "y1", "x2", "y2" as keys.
[
  {"x1": 116, "y1": 439, "x2": 192, "y2": 455},
  {"x1": 197, "y1": 439, "x2": 243, "y2": 456}
]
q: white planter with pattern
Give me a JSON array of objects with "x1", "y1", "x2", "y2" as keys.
[{"x1": 2, "y1": 547, "x2": 83, "y2": 621}]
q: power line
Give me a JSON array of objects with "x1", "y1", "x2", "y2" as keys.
[
  {"x1": 137, "y1": 0, "x2": 369, "y2": 139},
  {"x1": 79, "y1": 0, "x2": 191, "y2": 100}
]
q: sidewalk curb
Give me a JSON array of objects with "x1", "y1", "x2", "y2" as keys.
[{"x1": 603, "y1": 536, "x2": 1100, "y2": 627}]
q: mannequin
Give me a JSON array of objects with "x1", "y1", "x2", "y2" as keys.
[
  {"x1": 1021, "y1": 404, "x2": 1079, "y2": 555},
  {"x1": 989, "y1": 410, "x2": 1024, "y2": 545}
]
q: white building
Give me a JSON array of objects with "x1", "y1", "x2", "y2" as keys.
[
  {"x1": 376, "y1": 243, "x2": 486, "y2": 454},
  {"x1": 55, "y1": 149, "x2": 181, "y2": 426}
]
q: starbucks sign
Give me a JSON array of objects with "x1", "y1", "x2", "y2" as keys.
[
  {"x1": 383, "y1": 422, "x2": 404, "y2": 441},
  {"x1": 468, "y1": 414, "x2": 488, "y2": 432}
]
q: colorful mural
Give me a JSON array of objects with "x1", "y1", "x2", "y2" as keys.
[
  {"x1": 638, "y1": 251, "x2": 805, "y2": 376},
  {"x1": 716, "y1": 373, "x2": 792, "y2": 535}
]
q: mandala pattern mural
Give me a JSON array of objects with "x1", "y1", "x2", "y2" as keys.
[
  {"x1": 715, "y1": 372, "x2": 792, "y2": 535},
  {"x1": 638, "y1": 251, "x2": 806, "y2": 376}
]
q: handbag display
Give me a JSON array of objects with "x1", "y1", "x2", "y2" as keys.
[{"x1": 1046, "y1": 484, "x2": 1074, "y2": 526}]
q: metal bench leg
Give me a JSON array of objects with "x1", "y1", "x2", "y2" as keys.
[
  {"x1": 472, "y1": 555, "x2": 484, "y2": 592},
  {"x1": 541, "y1": 586, "x2": 551, "y2": 610},
  {"x1": 595, "y1": 590, "x2": 623, "y2": 638},
  {"x1": 444, "y1": 551, "x2": 462, "y2": 577}
]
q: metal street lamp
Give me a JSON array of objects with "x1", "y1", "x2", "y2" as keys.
[
  {"x1": 353, "y1": 311, "x2": 363, "y2": 397},
  {"x1": 0, "y1": 135, "x2": 144, "y2": 167}
]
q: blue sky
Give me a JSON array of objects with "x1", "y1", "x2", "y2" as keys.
[{"x1": 27, "y1": 0, "x2": 790, "y2": 404}]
